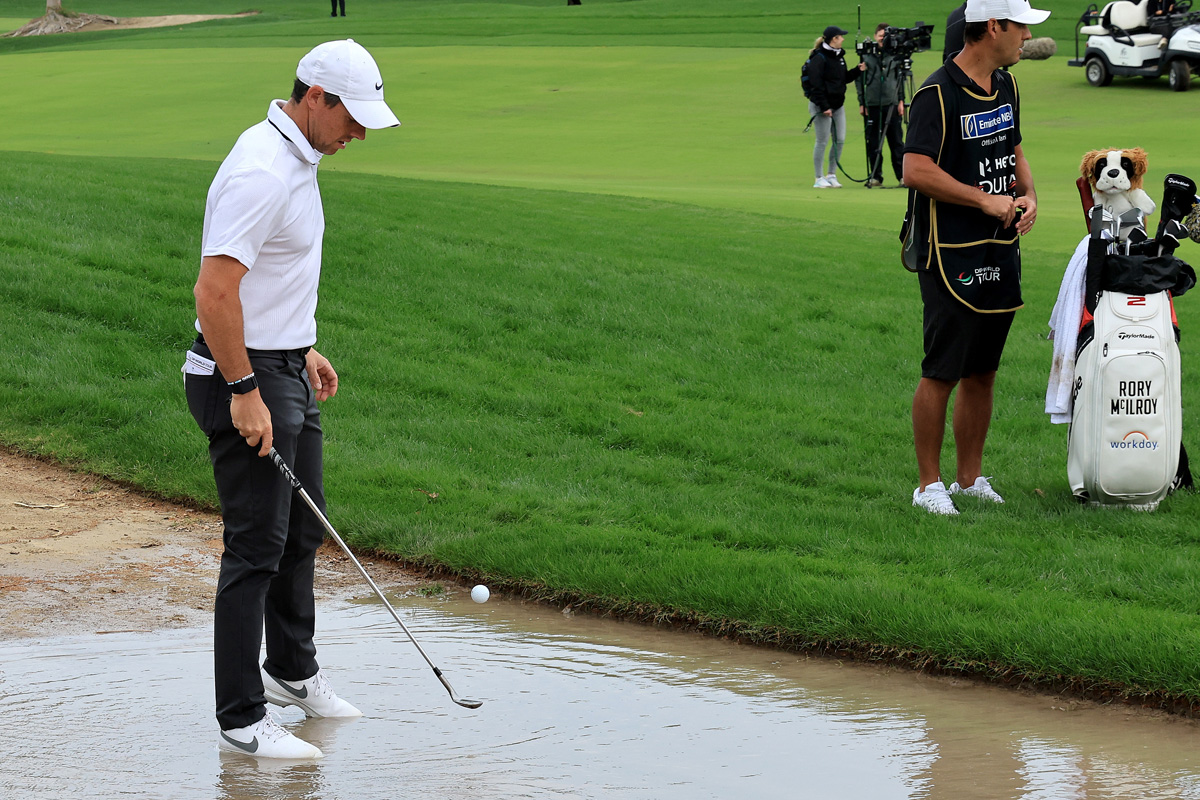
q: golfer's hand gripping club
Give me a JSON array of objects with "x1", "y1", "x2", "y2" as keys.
[{"x1": 267, "y1": 448, "x2": 483, "y2": 710}]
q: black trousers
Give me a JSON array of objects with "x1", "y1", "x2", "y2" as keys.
[
  {"x1": 186, "y1": 340, "x2": 326, "y2": 731},
  {"x1": 863, "y1": 104, "x2": 905, "y2": 182},
  {"x1": 331, "y1": 0, "x2": 345, "y2": 15}
]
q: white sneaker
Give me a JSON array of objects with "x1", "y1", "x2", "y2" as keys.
[
  {"x1": 263, "y1": 668, "x2": 363, "y2": 718},
  {"x1": 219, "y1": 707, "x2": 323, "y2": 759},
  {"x1": 814, "y1": 176, "x2": 832, "y2": 189},
  {"x1": 912, "y1": 481, "x2": 959, "y2": 515},
  {"x1": 824, "y1": 173, "x2": 843, "y2": 188},
  {"x1": 950, "y1": 476, "x2": 1005, "y2": 503}
]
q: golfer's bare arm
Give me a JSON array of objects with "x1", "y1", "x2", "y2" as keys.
[{"x1": 194, "y1": 254, "x2": 273, "y2": 457}]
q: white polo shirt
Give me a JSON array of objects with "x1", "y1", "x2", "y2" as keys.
[{"x1": 198, "y1": 101, "x2": 325, "y2": 350}]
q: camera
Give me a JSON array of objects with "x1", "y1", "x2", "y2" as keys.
[
  {"x1": 880, "y1": 22, "x2": 934, "y2": 56},
  {"x1": 855, "y1": 22, "x2": 933, "y2": 59},
  {"x1": 855, "y1": 38, "x2": 880, "y2": 57}
]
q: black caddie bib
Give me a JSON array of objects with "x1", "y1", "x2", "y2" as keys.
[{"x1": 909, "y1": 67, "x2": 1023, "y2": 313}]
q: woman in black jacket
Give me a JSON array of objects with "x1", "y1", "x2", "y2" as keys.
[{"x1": 807, "y1": 25, "x2": 864, "y2": 188}]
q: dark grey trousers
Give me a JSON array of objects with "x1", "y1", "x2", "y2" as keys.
[{"x1": 185, "y1": 339, "x2": 325, "y2": 731}]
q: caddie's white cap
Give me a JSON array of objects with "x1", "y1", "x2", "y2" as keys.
[
  {"x1": 965, "y1": 0, "x2": 1050, "y2": 24},
  {"x1": 297, "y1": 39, "x2": 400, "y2": 129}
]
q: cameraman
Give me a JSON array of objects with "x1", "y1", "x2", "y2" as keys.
[{"x1": 856, "y1": 23, "x2": 907, "y2": 187}]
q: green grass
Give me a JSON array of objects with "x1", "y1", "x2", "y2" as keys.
[{"x1": 4, "y1": 0, "x2": 1200, "y2": 703}]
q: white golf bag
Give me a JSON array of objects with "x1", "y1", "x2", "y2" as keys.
[
  {"x1": 1065, "y1": 200, "x2": 1199, "y2": 509},
  {"x1": 1067, "y1": 288, "x2": 1182, "y2": 510}
]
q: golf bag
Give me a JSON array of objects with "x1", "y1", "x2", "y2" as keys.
[{"x1": 1067, "y1": 206, "x2": 1196, "y2": 509}]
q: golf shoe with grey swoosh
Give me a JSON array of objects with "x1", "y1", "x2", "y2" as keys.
[
  {"x1": 262, "y1": 668, "x2": 363, "y2": 718},
  {"x1": 218, "y1": 707, "x2": 323, "y2": 759}
]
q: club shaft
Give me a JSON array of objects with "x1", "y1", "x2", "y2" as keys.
[
  {"x1": 267, "y1": 448, "x2": 481, "y2": 707},
  {"x1": 290, "y1": 482, "x2": 441, "y2": 672}
]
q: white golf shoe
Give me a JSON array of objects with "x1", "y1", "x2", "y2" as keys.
[
  {"x1": 950, "y1": 476, "x2": 1005, "y2": 503},
  {"x1": 262, "y1": 668, "x2": 363, "y2": 718},
  {"x1": 912, "y1": 480, "x2": 959, "y2": 515},
  {"x1": 219, "y1": 707, "x2": 323, "y2": 759},
  {"x1": 824, "y1": 173, "x2": 843, "y2": 188}
]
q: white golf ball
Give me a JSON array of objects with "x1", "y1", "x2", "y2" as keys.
[{"x1": 471, "y1": 584, "x2": 490, "y2": 604}]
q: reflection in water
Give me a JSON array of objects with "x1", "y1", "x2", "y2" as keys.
[{"x1": 3, "y1": 595, "x2": 1200, "y2": 799}]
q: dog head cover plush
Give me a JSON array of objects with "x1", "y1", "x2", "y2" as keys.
[{"x1": 1081, "y1": 148, "x2": 1156, "y2": 219}]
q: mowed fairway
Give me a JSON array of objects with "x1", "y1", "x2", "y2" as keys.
[{"x1": 4, "y1": 0, "x2": 1200, "y2": 703}]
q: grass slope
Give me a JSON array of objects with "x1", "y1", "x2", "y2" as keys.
[
  {"x1": 4, "y1": 150, "x2": 1200, "y2": 702},
  {"x1": 3, "y1": 0, "x2": 1200, "y2": 702}
]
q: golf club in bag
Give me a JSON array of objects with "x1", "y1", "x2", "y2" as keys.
[{"x1": 268, "y1": 448, "x2": 483, "y2": 709}]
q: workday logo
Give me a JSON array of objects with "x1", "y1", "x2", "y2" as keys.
[{"x1": 1109, "y1": 431, "x2": 1160, "y2": 451}]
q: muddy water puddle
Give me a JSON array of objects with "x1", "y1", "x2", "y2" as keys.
[{"x1": 5, "y1": 593, "x2": 1200, "y2": 799}]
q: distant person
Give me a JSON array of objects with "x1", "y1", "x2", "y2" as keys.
[
  {"x1": 903, "y1": 0, "x2": 1047, "y2": 514},
  {"x1": 332, "y1": 0, "x2": 345, "y2": 17},
  {"x1": 807, "y1": 25, "x2": 865, "y2": 189},
  {"x1": 944, "y1": 2, "x2": 967, "y2": 61},
  {"x1": 187, "y1": 39, "x2": 400, "y2": 758},
  {"x1": 857, "y1": 23, "x2": 906, "y2": 187},
  {"x1": 1147, "y1": 0, "x2": 1177, "y2": 37}
]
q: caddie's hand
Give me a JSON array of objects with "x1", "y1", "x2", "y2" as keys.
[
  {"x1": 306, "y1": 348, "x2": 338, "y2": 402},
  {"x1": 823, "y1": 108, "x2": 833, "y2": 117},
  {"x1": 898, "y1": 101, "x2": 905, "y2": 115},
  {"x1": 980, "y1": 193, "x2": 1018, "y2": 228},
  {"x1": 231, "y1": 392, "x2": 273, "y2": 457},
  {"x1": 1014, "y1": 196, "x2": 1037, "y2": 236},
  {"x1": 858, "y1": 62, "x2": 866, "y2": 71},
  {"x1": 859, "y1": 105, "x2": 866, "y2": 116}
]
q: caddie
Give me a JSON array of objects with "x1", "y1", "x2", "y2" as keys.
[{"x1": 902, "y1": 0, "x2": 1048, "y2": 515}]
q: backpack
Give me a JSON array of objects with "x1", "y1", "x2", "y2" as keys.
[{"x1": 801, "y1": 49, "x2": 818, "y2": 100}]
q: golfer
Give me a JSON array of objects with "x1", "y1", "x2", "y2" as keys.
[
  {"x1": 856, "y1": 23, "x2": 906, "y2": 187},
  {"x1": 185, "y1": 39, "x2": 400, "y2": 758},
  {"x1": 902, "y1": 0, "x2": 1046, "y2": 515},
  {"x1": 807, "y1": 25, "x2": 865, "y2": 189}
]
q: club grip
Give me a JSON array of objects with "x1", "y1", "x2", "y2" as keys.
[{"x1": 268, "y1": 448, "x2": 302, "y2": 489}]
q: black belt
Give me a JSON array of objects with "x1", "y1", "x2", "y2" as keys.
[{"x1": 194, "y1": 334, "x2": 310, "y2": 358}]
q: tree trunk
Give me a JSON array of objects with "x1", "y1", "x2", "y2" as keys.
[{"x1": 4, "y1": 1, "x2": 117, "y2": 36}]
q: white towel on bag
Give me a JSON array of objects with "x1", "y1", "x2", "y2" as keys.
[{"x1": 1045, "y1": 236, "x2": 1090, "y2": 423}]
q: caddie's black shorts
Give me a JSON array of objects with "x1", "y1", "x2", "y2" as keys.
[{"x1": 919, "y1": 270, "x2": 1015, "y2": 381}]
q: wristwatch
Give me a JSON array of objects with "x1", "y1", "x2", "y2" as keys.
[{"x1": 227, "y1": 373, "x2": 259, "y2": 395}]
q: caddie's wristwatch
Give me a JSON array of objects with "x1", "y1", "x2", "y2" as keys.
[{"x1": 227, "y1": 373, "x2": 259, "y2": 395}]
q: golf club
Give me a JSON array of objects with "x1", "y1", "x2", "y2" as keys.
[{"x1": 268, "y1": 447, "x2": 483, "y2": 710}]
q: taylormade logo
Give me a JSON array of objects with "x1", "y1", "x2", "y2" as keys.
[{"x1": 1117, "y1": 332, "x2": 1155, "y2": 340}]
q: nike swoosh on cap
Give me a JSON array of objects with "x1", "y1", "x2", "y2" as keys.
[
  {"x1": 221, "y1": 732, "x2": 260, "y2": 753},
  {"x1": 375, "y1": 81, "x2": 383, "y2": 91}
]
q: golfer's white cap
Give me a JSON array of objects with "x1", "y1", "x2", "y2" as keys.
[
  {"x1": 297, "y1": 39, "x2": 400, "y2": 129},
  {"x1": 964, "y1": 0, "x2": 1050, "y2": 24}
]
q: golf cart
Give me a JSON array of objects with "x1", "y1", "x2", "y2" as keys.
[{"x1": 1067, "y1": 0, "x2": 1200, "y2": 90}]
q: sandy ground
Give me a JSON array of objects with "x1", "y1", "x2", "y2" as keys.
[
  {"x1": 74, "y1": 12, "x2": 259, "y2": 32},
  {"x1": 0, "y1": 448, "x2": 430, "y2": 640}
]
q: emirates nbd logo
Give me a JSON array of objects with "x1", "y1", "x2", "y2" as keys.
[{"x1": 961, "y1": 104, "x2": 1014, "y2": 139}]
